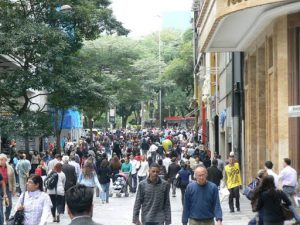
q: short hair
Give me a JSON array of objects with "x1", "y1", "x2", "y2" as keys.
[
  {"x1": 62, "y1": 155, "x2": 69, "y2": 164},
  {"x1": 265, "y1": 161, "x2": 273, "y2": 169},
  {"x1": 0, "y1": 154, "x2": 8, "y2": 160},
  {"x1": 149, "y1": 162, "x2": 160, "y2": 170},
  {"x1": 212, "y1": 159, "x2": 218, "y2": 166},
  {"x1": 65, "y1": 185, "x2": 93, "y2": 215},
  {"x1": 158, "y1": 159, "x2": 163, "y2": 165},
  {"x1": 284, "y1": 158, "x2": 291, "y2": 165},
  {"x1": 194, "y1": 164, "x2": 207, "y2": 172}
]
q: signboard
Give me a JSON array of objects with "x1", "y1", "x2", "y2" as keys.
[{"x1": 288, "y1": 105, "x2": 300, "y2": 117}]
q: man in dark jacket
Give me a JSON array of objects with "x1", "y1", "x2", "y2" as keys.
[
  {"x1": 207, "y1": 159, "x2": 223, "y2": 188},
  {"x1": 62, "y1": 156, "x2": 77, "y2": 191},
  {"x1": 133, "y1": 163, "x2": 171, "y2": 225},
  {"x1": 167, "y1": 157, "x2": 181, "y2": 197}
]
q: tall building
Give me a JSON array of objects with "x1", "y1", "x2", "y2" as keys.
[{"x1": 193, "y1": 0, "x2": 300, "y2": 182}]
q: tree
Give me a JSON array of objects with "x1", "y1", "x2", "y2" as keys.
[
  {"x1": 0, "y1": 0, "x2": 128, "y2": 151},
  {"x1": 161, "y1": 29, "x2": 194, "y2": 116}
]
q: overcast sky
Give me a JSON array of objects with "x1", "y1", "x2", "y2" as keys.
[{"x1": 111, "y1": 0, "x2": 193, "y2": 37}]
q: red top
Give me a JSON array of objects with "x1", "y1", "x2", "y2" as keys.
[
  {"x1": 0, "y1": 166, "x2": 8, "y2": 185},
  {"x1": 35, "y1": 167, "x2": 42, "y2": 176},
  {"x1": 134, "y1": 155, "x2": 142, "y2": 161}
]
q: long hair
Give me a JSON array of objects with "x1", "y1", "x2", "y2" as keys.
[
  {"x1": 111, "y1": 156, "x2": 121, "y2": 170},
  {"x1": 253, "y1": 175, "x2": 276, "y2": 200},
  {"x1": 82, "y1": 160, "x2": 95, "y2": 177}
]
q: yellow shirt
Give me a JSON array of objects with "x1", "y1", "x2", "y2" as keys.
[{"x1": 225, "y1": 162, "x2": 242, "y2": 189}]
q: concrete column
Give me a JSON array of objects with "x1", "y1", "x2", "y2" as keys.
[
  {"x1": 256, "y1": 47, "x2": 267, "y2": 168},
  {"x1": 275, "y1": 16, "x2": 289, "y2": 170},
  {"x1": 249, "y1": 55, "x2": 257, "y2": 177}
]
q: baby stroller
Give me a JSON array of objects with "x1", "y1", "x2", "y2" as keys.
[{"x1": 111, "y1": 172, "x2": 131, "y2": 197}]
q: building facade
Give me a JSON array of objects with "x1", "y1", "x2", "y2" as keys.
[{"x1": 193, "y1": 0, "x2": 300, "y2": 182}]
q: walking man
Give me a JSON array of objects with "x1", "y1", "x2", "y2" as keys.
[
  {"x1": 182, "y1": 165, "x2": 222, "y2": 225},
  {"x1": 66, "y1": 184, "x2": 103, "y2": 225},
  {"x1": 278, "y1": 158, "x2": 300, "y2": 225},
  {"x1": 0, "y1": 154, "x2": 16, "y2": 224},
  {"x1": 133, "y1": 162, "x2": 171, "y2": 225},
  {"x1": 264, "y1": 161, "x2": 279, "y2": 188},
  {"x1": 167, "y1": 157, "x2": 181, "y2": 197},
  {"x1": 15, "y1": 153, "x2": 30, "y2": 193},
  {"x1": 224, "y1": 156, "x2": 242, "y2": 213},
  {"x1": 207, "y1": 159, "x2": 223, "y2": 188}
]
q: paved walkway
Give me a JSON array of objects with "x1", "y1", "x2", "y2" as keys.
[{"x1": 9, "y1": 188, "x2": 298, "y2": 225}]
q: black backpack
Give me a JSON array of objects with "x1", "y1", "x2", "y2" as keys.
[{"x1": 44, "y1": 171, "x2": 58, "y2": 190}]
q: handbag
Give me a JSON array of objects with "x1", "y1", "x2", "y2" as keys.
[
  {"x1": 7, "y1": 210, "x2": 25, "y2": 225},
  {"x1": 7, "y1": 191, "x2": 26, "y2": 225},
  {"x1": 281, "y1": 203, "x2": 294, "y2": 220}
]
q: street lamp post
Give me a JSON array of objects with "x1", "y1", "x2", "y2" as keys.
[{"x1": 158, "y1": 29, "x2": 162, "y2": 128}]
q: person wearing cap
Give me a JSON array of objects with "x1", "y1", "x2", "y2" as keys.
[{"x1": 0, "y1": 153, "x2": 15, "y2": 224}]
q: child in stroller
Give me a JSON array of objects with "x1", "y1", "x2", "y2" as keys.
[{"x1": 111, "y1": 172, "x2": 131, "y2": 197}]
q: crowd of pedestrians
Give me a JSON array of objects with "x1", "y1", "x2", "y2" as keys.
[{"x1": 0, "y1": 127, "x2": 300, "y2": 225}]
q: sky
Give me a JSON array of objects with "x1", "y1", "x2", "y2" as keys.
[{"x1": 111, "y1": 0, "x2": 193, "y2": 38}]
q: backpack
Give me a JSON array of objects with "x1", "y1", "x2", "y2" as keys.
[{"x1": 44, "y1": 171, "x2": 58, "y2": 190}]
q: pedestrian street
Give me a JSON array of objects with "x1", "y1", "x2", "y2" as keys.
[{"x1": 7, "y1": 188, "x2": 297, "y2": 225}]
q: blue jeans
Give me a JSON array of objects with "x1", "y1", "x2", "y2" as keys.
[
  {"x1": 100, "y1": 183, "x2": 110, "y2": 202},
  {"x1": 131, "y1": 173, "x2": 137, "y2": 192},
  {"x1": 0, "y1": 190, "x2": 13, "y2": 224},
  {"x1": 282, "y1": 186, "x2": 300, "y2": 222}
]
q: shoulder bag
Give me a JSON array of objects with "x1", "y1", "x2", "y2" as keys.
[
  {"x1": 7, "y1": 191, "x2": 26, "y2": 225},
  {"x1": 281, "y1": 203, "x2": 294, "y2": 220}
]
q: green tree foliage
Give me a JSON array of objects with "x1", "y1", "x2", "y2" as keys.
[
  {"x1": 0, "y1": 0, "x2": 128, "y2": 150},
  {"x1": 161, "y1": 29, "x2": 194, "y2": 116}
]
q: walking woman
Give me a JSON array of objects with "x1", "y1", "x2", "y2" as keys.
[
  {"x1": 48, "y1": 163, "x2": 66, "y2": 223},
  {"x1": 97, "y1": 154, "x2": 112, "y2": 203},
  {"x1": 15, "y1": 174, "x2": 52, "y2": 225},
  {"x1": 78, "y1": 160, "x2": 102, "y2": 193},
  {"x1": 253, "y1": 175, "x2": 291, "y2": 225},
  {"x1": 110, "y1": 156, "x2": 121, "y2": 182}
]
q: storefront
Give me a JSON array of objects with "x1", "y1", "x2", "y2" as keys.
[{"x1": 194, "y1": 0, "x2": 300, "y2": 181}]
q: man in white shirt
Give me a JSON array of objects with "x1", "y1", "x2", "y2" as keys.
[
  {"x1": 278, "y1": 158, "x2": 300, "y2": 224},
  {"x1": 264, "y1": 161, "x2": 279, "y2": 188},
  {"x1": 148, "y1": 142, "x2": 158, "y2": 162},
  {"x1": 47, "y1": 154, "x2": 61, "y2": 174},
  {"x1": 137, "y1": 156, "x2": 149, "y2": 182},
  {"x1": 163, "y1": 153, "x2": 172, "y2": 173}
]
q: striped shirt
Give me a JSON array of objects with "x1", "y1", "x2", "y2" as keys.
[{"x1": 133, "y1": 177, "x2": 171, "y2": 224}]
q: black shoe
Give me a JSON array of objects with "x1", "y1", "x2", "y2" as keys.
[
  {"x1": 237, "y1": 208, "x2": 240, "y2": 212},
  {"x1": 230, "y1": 210, "x2": 234, "y2": 213},
  {"x1": 56, "y1": 215, "x2": 60, "y2": 223}
]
